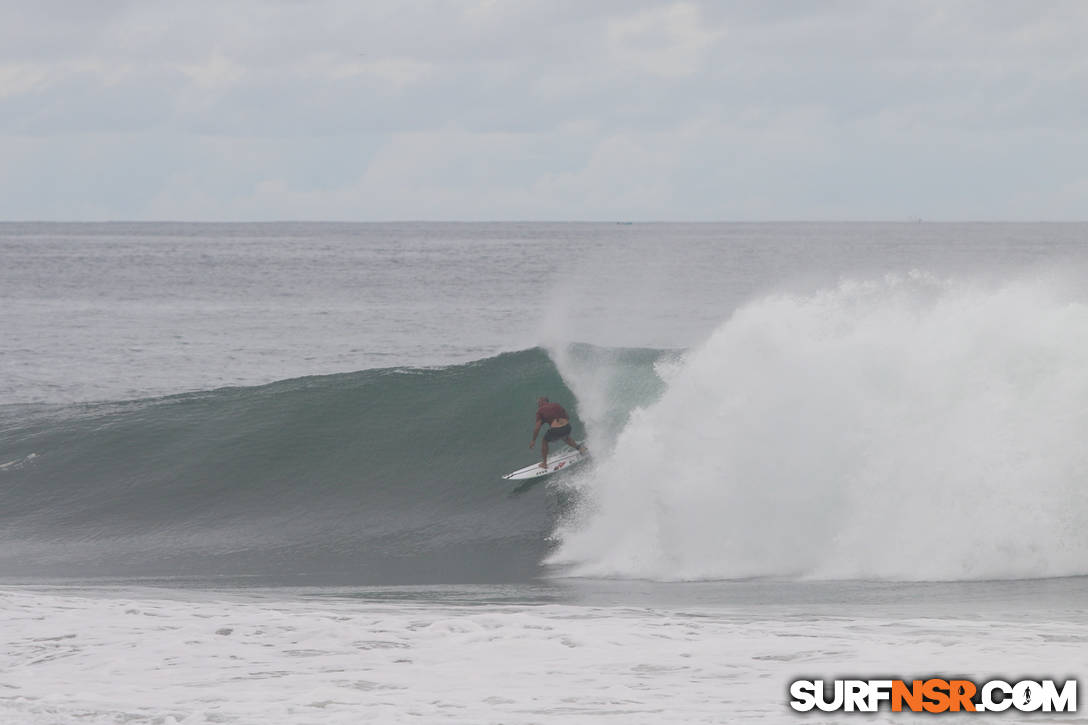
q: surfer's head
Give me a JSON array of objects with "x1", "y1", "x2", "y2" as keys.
[{"x1": 537, "y1": 396, "x2": 549, "y2": 407}]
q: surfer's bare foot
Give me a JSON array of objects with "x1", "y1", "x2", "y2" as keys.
[{"x1": 538, "y1": 462, "x2": 548, "y2": 469}]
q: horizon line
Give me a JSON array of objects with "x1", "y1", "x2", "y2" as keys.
[{"x1": 2, "y1": 219, "x2": 1086, "y2": 225}]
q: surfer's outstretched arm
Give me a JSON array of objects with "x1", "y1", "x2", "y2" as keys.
[{"x1": 529, "y1": 419, "x2": 542, "y2": 448}]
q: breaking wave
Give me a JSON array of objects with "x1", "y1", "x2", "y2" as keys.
[{"x1": 550, "y1": 273, "x2": 1088, "y2": 581}]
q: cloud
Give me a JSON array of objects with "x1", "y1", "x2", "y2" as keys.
[
  {"x1": 1, "y1": 0, "x2": 1086, "y2": 220},
  {"x1": 180, "y1": 54, "x2": 247, "y2": 91},
  {"x1": 0, "y1": 63, "x2": 50, "y2": 99},
  {"x1": 607, "y1": 3, "x2": 724, "y2": 78}
]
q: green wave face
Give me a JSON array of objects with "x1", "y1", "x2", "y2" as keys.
[{"x1": 0, "y1": 346, "x2": 667, "y2": 584}]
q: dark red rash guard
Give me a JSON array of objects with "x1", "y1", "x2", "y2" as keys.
[{"x1": 536, "y1": 402, "x2": 567, "y2": 423}]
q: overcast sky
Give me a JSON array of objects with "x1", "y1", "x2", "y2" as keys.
[{"x1": 2, "y1": 1, "x2": 1086, "y2": 221}]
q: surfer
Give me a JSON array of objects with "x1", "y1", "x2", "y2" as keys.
[{"x1": 530, "y1": 396, "x2": 586, "y2": 469}]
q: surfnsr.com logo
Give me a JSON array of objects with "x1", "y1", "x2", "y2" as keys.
[{"x1": 789, "y1": 678, "x2": 1077, "y2": 713}]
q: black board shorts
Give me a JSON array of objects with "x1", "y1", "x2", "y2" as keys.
[{"x1": 544, "y1": 423, "x2": 572, "y2": 442}]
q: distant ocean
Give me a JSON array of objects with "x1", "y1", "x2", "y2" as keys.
[{"x1": 2, "y1": 222, "x2": 1087, "y2": 723}]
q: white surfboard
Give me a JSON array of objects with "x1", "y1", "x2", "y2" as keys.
[{"x1": 502, "y1": 446, "x2": 587, "y2": 480}]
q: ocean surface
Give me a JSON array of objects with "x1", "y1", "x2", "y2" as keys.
[{"x1": 2, "y1": 222, "x2": 1087, "y2": 723}]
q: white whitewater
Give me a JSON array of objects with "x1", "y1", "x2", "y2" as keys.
[{"x1": 550, "y1": 272, "x2": 1088, "y2": 581}]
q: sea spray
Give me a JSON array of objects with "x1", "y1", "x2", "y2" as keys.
[
  {"x1": 545, "y1": 344, "x2": 674, "y2": 453},
  {"x1": 548, "y1": 273, "x2": 1088, "y2": 581}
]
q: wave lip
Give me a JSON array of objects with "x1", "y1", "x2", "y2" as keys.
[{"x1": 549, "y1": 274, "x2": 1088, "y2": 582}]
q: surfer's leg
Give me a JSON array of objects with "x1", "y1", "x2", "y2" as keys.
[
  {"x1": 564, "y1": 436, "x2": 586, "y2": 454},
  {"x1": 539, "y1": 440, "x2": 549, "y2": 468}
]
